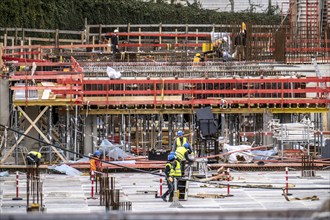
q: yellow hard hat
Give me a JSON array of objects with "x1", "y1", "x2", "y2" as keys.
[{"x1": 196, "y1": 53, "x2": 201, "y2": 57}]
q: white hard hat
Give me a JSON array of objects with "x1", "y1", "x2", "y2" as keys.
[
  {"x1": 223, "y1": 36, "x2": 228, "y2": 42},
  {"x1": 114, "y1": 29, "x2": 119, "y2": 33}
]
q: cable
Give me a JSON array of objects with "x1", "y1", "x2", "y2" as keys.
[
  {"x1": 0, "y1": 123, "x2": 155, "y2": 175},
  {"x1": 1, "y1": 123, "x2": 329, "y2": 191}
]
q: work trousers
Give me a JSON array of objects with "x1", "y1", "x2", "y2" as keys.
[{"x1": 162, "y1": 179, "x2": 174, "y2": 202}]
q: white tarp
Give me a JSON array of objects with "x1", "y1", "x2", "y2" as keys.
[
  {"x1": 98, "y1": 139, "x2": 128, "y2": 161},
  {"x1": 223, "y1": 144, "x2": 254, "y2": 163},
  {"x1": 48, "y1": 164, "x2": 82, "y2": 176},
  {"x1": 251, "y1": 150, "x2": 278, "y2": 160},
  {"x1": 106, "y1": 66, "x2": 121, "y2": 79},
  {"x1": 0, "y1": 171, "x2": 9, "y2": 177}
]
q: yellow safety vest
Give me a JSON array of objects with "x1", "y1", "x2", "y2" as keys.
[
  {"x1": 176, "y1": 137, "x2": 187, "y2": 148},
  {"x1": 167, "y1": 160, "x2": 182, "y2": 177},
  {"x1": 193, "y1": 56, "x2": 201, "y2": 63},
  {"x1": 29, "y1": 151, "x2": 42, "y2": 159},
  {"x1": 175, "y1": 146, "x2": 187, "y2": 161}
]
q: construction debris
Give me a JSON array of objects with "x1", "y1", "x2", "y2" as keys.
[
  {"x1": 189, "y1": 193, "x2": 226, "y2": 199},
  {"x1": 283, "y1": 194, "x2": 319, "y2": 202},
  {"x1": 197, "y1": 166, "x2": 232, "y2": 182}
]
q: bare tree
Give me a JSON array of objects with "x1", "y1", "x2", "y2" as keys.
[{"x1": 229, "y1": 0, "x2": 234, "y2": 13}]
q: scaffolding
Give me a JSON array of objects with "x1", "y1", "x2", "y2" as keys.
[{"x1": 287, "y1": 0, "x2": 329, "y2": 63}]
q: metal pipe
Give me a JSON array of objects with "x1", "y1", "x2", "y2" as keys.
[
  {"x1": 122, "y1": 114, "x2": 126, "y2": 150},
  {"x1": 168, "y1": 115, "x2": 172, "y2": 150},
  {"x1": 119, "y1": 114, "x2": 122, "y2": 144},
  {"x1": 158, "y1": 114, "x2": 162, "y2": 149},
  {"x1": 151, "y1": 115, "x2": 155, "y2": 149},
  {"x1": 105, "y1": 114, "x2": 109, "y2": 138},
  {"x1": 142, "y1": 115, "x2": 146, "y2": 155},
  {"x1": 191, "y1": 113, "x2": 195, "y2": 148},
  {"x1": 128, "y1": 114, "x2": 131, "y2": 153},
  {"x1": 49, "y1": 106, "x2": 52, "y2": 163},
  {"x1": 66, "y1": 106, "x2": 70, "y2": 159},
  {"x1": 14, "y1": 108, "x2": 18, "y2": 165}
]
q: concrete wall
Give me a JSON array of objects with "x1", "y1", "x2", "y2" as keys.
[
  {"x1": 0, "y1": 79, "x2": 9, "y2": 126},
  {"x1": 0, "y1": 43, "x2": 10, "y2": 126},
  {"x1": 84, "y1": 115, "x2": 98, "y2": 155}
]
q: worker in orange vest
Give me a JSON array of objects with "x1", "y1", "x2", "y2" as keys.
[{"x1": 90, "y1": 150, "x2": 102, "y2": 178}]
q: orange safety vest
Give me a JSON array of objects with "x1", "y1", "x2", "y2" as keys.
[{"x1": 90, "y1": 157, "x2": 102, "y2": 172}]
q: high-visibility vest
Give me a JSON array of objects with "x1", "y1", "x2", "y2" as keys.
[
  {"x1": 176, "y1": 137, "x2": 187, "y2": 148},
  {"x1": 90, "y1": 157, "x2": 102, "y2": 172},
  {"x1": 193, "y1": 56, "x2": 201, "y2": 63},
  {"x1": 175, "y1": 146, "x2": 187, "y2": 161},
  {"x1": 29, "y1": 151, "x2": 41, "y2": 159},
  {"x1": 167, "y1": 160, "x2": 182, "y2": 177}
]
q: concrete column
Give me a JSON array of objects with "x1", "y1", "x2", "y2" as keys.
[
  {"x1": 0, "y1": 82, "x2": 9, "y2": 126},
  {"x1": 323, "y1": 112, "x2": 329, "y2": 132},
  {"x1": 84, "y1": 115, "x2": 97, "y2": 155},
  {"x1": 263, "y1": 111, "x2": 273, "y2": 146},
  {"x1": 0, "y1": 43, "x2": 9, "y2": 126}
]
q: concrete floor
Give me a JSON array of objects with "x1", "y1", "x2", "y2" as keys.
[{"x1": 0, "y1": 170, "x2": 329, "y2": 219}]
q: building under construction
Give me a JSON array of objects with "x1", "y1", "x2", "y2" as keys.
[{"x1": 0, "y1": 0, "x2": 330, "y2": 218}]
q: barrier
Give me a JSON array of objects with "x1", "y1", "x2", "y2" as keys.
[
  {"x1": 226, "y1": 168, "x2": 233, "y2": 197},
  {"x1": 88, "y1": 171, "x2": 97, "y2": 199},
  {"x1": 159, "y1": 170, "x2": 163, "y2": 197},
  {"x1": 284, "y1": 167, "x2": 292, "y2": 195},
  {"x1": 12, "y1": 171, "x2": 23, "y2": 200}
]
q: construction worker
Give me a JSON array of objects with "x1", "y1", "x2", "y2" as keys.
[
  {"x1": 90, "y1": 150, "x2": 102, "y2": 178},
  {"x1": 233, "y1": 22, "x2": 247, "y2": 60},
  {"x1": 212, "y1": 39, "x2": 223, "y2": 58},
  {"x1": 26, "y1": 151, "x2": 42, "y2": 167},
  {"x1": 161, "y1": 151, "x2": 181, "y2": 202},
  {"x1": 175, "y1": 143, "x2": 194, "y2": 176},
  {"x1": 110, "y1": 29, "x2": 120, "y2": 56},
  {"x1": 172, "y1": 130, "x2": 188, "y2": 151},
  {"x1": 193, "y1": 53, "x2": 204, "y2": 65},
  {"x1": 193, "y1": 53, "x2": 201, "y2": 63}
]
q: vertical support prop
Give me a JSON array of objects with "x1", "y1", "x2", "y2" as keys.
[
  {"x1": 159, "y1": 169, "x2": 163, "y2": 197},
  {"x1": 88, "y1": 170, "x2": 97, "y2": 199},
  {"x1": 12, "y1": 171, "x2": 23, "y2": 200},
  {"x1": 226, "y1": 168, "x2": 233, "y2": 197},
  {"x1": 283, "y1": 167, "x2": 292, "y2": 196}
]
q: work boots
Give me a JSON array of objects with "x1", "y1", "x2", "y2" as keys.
[{"x1": 161, "y1": 194, "x2": 167, "y2": 202}]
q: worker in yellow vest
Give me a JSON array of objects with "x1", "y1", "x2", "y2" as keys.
[
  {"x1": 172, "y1": 130, "x2": 188, "y2": 151},
  {"x1": 161, "y1": 152, "x2": 182, "y2": 202},
  {"x1": 175, "y1": 143, "x2": 194, "y2": 176},
  {"x1": 26, "y1": 151, "x2": 42, "y2": 167}
]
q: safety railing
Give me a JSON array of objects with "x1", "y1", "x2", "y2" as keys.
[{"x1": 82, "y1": 77, "x2": 330, "y2": 108}]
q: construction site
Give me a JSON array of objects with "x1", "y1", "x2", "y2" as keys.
[{"x1": 0, "y1": 0, "x2": 329, "y2": 219}]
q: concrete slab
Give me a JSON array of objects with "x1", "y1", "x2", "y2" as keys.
[{"x1": 0, "y1": 170, "x2": 329, "y2": 215}]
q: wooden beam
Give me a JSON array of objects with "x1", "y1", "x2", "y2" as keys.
[
  {"x1": 0, "y1": 107, "x2": 49, "y2": 164},
  {"x1": 16, "y1": 106, "x2": 67, "y2": 163}
]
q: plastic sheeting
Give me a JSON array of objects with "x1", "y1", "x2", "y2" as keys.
[
  {"x1": 223, "y1": 144, "x2": 254, "y2": 163},
  {"x1": 106, "y1": 66, "x2": 121, "y2": 79},
  {"x1": 251, "y1": 150, "x2": 278, "y2": 160},
  {"x1": 98, "y1": 139, "x2": 128, "y2": 161},
  {"x1": 48, "y1": 164, "x2": 82, "y2": 176},
  {"x1": 0, "y1": 171, "x2": 9, "y2": 177}
]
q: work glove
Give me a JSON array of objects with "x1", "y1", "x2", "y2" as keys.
[{"x1": 168, "y1": 177, "x2": 173, "y2": 183}]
